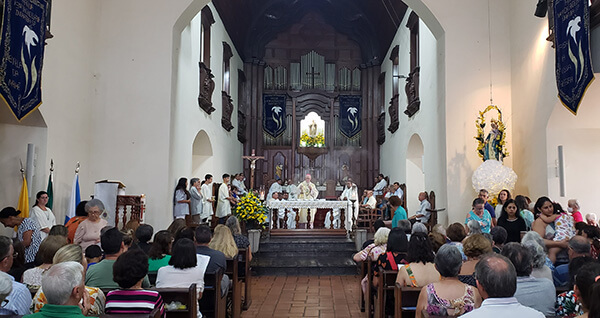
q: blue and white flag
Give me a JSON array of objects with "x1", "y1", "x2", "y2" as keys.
[
  {"x1": 0, "y1": 0, "x2": 48, "y2": 121},
  {"x1": 554, "y1": 0, "x2": 595, "y2": 115},
  {"x1": 263, "y1": 95, "x2": 287, "y2": 138},
  {"x1": 339, "y1": 95, "x2": 362, "y2": 138},
  {"x1": 65, "y1": 173, "x2": 81, "y2": 224}
]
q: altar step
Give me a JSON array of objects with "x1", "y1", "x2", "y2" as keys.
[{"x1": 251, "y1": 236, "x2": 359, "y2": 276}]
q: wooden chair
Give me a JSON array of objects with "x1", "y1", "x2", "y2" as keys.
[
  {"x1": 238, "y1": 248, "x2": 252, "y2": 310},
  {"x1": 424, "y1": 191, "x2": 445, "y2": 232},
  {"x1": 199, "y1": 269, "x2": 226, "y2": 318},
  {"x1": 399, "y1": 184, "x2": 407, "y2": 213},
  {"x1": 148, "y1": 272, "x2": 158, "y2": 286},
  {"x1": 153, "y1": 283, "x2": 197, "y2": 318},
  {"x1": 374, "y1": 268, "x2": 398, "y2": 318},
  {"x1": 225, "y1": 255, "x2": 242, "y2": 318},
  {"x1": 394, "y1": 283, "x2": 421, "y2": 318}
]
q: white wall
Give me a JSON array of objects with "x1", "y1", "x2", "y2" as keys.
[
  {"x1": 1, "y1": 0, "x2": 242, "y2": 230},
  {"x1": 379, "y1": 10, "x2": 448, "y2": 223},
  {"x1": 546, "y1": 89, "x2": 600, "y2": 219},
  {"x1": 0, "y1": 108, "x2": 47, "y2": 237},
  {"x1": 169, "y1": 2, "x2": 243, "y2": 202}
]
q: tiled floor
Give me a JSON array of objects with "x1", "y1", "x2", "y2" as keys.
[{"x1": 241, "y1": 275, "x2": 366, "y2": 318}]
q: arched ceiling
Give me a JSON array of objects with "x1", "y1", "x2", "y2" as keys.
[{"x1": 211, "y1": 0, "x2": 408, "y2": 65}]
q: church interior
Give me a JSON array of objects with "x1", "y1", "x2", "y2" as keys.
[{"x1": 2, "y1": 0, "x2": 600, "y2": 317}]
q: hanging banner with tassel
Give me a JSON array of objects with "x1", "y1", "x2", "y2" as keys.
[
  {"x1": 0, "y1": 0, "x2": 48, "y2": 121},
  {"x1": 553, "y1": 0, "x2": 595, "y2": 115}
]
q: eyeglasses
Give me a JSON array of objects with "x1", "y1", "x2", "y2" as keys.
[{"x1": 1, "y1": 252, "x2": 17, "y2": 262}]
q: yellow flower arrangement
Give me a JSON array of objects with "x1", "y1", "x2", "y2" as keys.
[
  {"x1": 234, "y1": 192, "x2": 268, "y2": 226},
  {"x1": 474, "y1": 105, "x2": 509, "y2": 161},
  {"x1": 300, "y1": 132, "x2": 325, "y2": 147}
]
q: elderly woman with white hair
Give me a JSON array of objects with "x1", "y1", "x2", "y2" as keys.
[
  {"x1": 354, "y1": 227, "x2": 391, "y2": 294},
  {"x1": 411, "y1": 223, "x2": 428, "y2": 235},
  {"x1": 29, "y1": 261, "x2": 87, "y2": 317},
  {"x1": 586, "y1": 213, "x2": 598, "y2": 227},
  {"x1": 466, "y1": 219, "x2": 482, "y2": 235},
  {"x1": 521, "y1": 230, "x2": 555, "y2": 274},
  {"x1": 74, "y1": 199, "x2": 108, "y2": 250}
]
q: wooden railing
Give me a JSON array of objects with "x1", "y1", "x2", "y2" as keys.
[{"x1": 115, "y1": 194, "x2": 145, "y2": 230}]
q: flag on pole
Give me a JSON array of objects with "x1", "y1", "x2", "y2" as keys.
[
  {"x1": 46, "y1": 172, "x2": 53, "y2": 210},
  {"x1": 66, "y1": 173, "x2": 80, "y2": 224},
  {"x1": 17, "y1": 175, "x2": 29, "y2": 218}
]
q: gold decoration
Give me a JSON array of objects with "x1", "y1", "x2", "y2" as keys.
[{"x1": 474, "y1": 105, "x2": 509, "y2": 161}]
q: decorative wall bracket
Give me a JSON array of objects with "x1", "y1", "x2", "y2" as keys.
[
  {"x1": 221, "y1": 91, "x2": 234, "y2": 132},
  {"x1": 404, "y1": 67, "x2": 421, "y2": 117},
  {"x1": 237, "y1": 110, "x2": 247, "y2": 143},
  {"x1": 377, "y1": 112, "x2": 386, "y2": 145},
  {"x1": 198, "y1": 62, "x2": 216, "y2": 114},
  {"x1": 388, "y1": 94, "x2": 399, "y2": 133}
]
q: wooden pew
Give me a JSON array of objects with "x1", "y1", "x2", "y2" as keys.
[
  {"x1": 366, "y1": 258, "x2": 374, "y2": 318},
  {"x1": 225, "y1": 256, "x2": 242, "y2": 318},
  {"x1": 394, "y1": 283, "x2": 421, "y2": 318},
  {"x1": 199, "y1": 269, "x2": 226, "y2": 318},
  {"x1": 153, "y1": 283, "x2": 197, "y2": 318},
  {"x1": 237, "y1": 248, "x2": 252, "y2": 310},
  {"x1": 101, "y1": 306, "x2": 162, "y2": 318},
  {"x1": 374, "y1": 268, "x2": 399, "y2": 318},
  {"x1": 359, "y1": 260, "x2": 367, "y2": 312}
]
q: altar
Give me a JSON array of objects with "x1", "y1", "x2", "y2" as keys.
[{"x1": 267, "y1": 199, "x2": 355, "y2": 236}]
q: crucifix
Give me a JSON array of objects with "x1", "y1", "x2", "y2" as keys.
[
  {"x1": 242, "y1": 149, "x2": 265, "y2": 191},
  {"x1": 306, "y1": 66, "x2": 320, "y2": 89}
]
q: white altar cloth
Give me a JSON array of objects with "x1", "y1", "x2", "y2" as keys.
[{"x1": 267, "y1": 200, "x2": 350, "y2": 230}]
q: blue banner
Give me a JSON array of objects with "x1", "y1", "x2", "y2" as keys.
[
  {"x1": 0, "y1": 0, "x2": 48, "y2": 121},
  {"x1": 339, "y1": 95, "x2": 361, "y2": 138},
  {"x1": 554, "y1": 0, "x2": 594, "y2": 115},
  {"x1": 263, "y1": 95, "x2": 287, "y2": 138}
]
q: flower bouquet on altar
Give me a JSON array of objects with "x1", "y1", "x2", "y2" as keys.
[{"x1": 234, "y1": 192, "x2": 268, "y2": 229}]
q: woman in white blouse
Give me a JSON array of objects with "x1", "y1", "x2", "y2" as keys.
[
  {"x1": 156, "y1": 238, "x2": 210, "y2": 298},
  {"x1": 30, "y1": 191, "x2": 57, "y2": 240}
]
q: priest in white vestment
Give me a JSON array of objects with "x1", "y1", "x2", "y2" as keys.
[
  {"x1": 189, "y1": 178, "x2": 203, "y2": 223},
  {"x1": 325, "y1": 180, "x2": 358, "y2": 230},
  {"x1": 200, "y1": 174, "x2": 215, "y2": 222},
  {"x1": 297, "y1": 174, "x2": 319, "y2": 228},
  {"x1": 216, "y1": 174, "x2": 234, "y2": 223}
]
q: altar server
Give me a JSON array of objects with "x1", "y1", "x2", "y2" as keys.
[
  {"x1": 200, "y1": 174, "x2": 214, "y2": 223},
  {"x1": 216, "y1": 174, "x2": 234, "y2": 224}
]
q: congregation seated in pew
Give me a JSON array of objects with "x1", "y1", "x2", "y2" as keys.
[{"x1": 104, "y1": 249, "x2": 165, "y2": 317}]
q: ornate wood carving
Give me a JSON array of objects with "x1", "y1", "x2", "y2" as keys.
[
  {"x1": 198, "y1": 62, "x2": 216, "y2": 114},
  {"x1": 388, "y1": 94, "x2": 399, "y2": 133},
  {"x1": 404, "y1": 67, "x2": 421, "y2": 117},
  {"x1": 405, "y1": 12, "x2": 421, "y2": 118},
  {"x1": 237, "y1": 69, "x2": 247, "y2": 143},
  {"x1": 377, "y1": 112, "x2": 386, "y2": 145},
  {"x1": 238, "y1": 110, "x2": 247, "y2": 143},
  {"x1": 221, "y1": 91, "x2": 234, "y2": 131}
]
